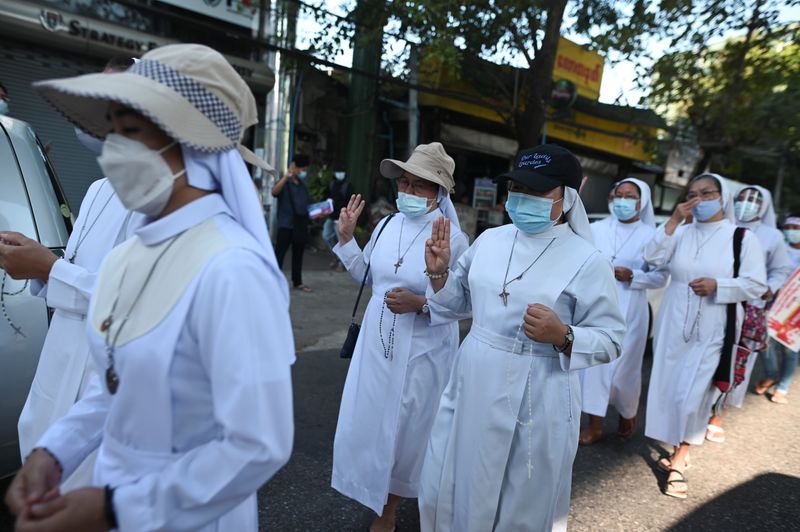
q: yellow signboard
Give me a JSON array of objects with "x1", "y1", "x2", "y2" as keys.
[
  {"x1": 553, "y1": 37, "x2": 604, "y2": 100},
  {"x1": 545, "y1": 110, "x2": 655, "y2": 162}
]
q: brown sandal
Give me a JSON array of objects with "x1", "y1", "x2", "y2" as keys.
[{"x1": 755, "y1": 379, "x2": 776, "y2": 395}]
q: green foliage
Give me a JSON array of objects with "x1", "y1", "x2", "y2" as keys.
[{"x1": 307, "y1": 164, "x2": 334, "y2": 202}]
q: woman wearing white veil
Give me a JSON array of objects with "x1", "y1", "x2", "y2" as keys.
[
  {"x1": 418, "y1": 145, "x2": 625, "y2": 531},
  {"x1": 705, "y1": 184, "x2": 791, "y2": 441},
  {"x1": 643, "y1": 173, "x2": 766, "y2": 499},
  {"x1": 579, "y1": 178, "x2": 668, "y2": 444}
]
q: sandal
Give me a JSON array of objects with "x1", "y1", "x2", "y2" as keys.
[
  {"x1": 293, "y1": 284, "x2": 312, "y2": 293},
  {"x1": 657, "y1": 455, "x2": 691, "y2": 473},
  {"x1": 705, "y1": 424, "x2": 725, "y2": 443},
  {"x1": 664, "y1": 469, "x2": 688, "y2": 499},
  {"x1": 771, "y1": 391, "x2": 788, "y2": 404},
  {"x1": 755, "y1": 379, "x2": 776, "y2": 395}
]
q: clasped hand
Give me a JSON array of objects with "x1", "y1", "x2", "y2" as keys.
[
  {"x1": 385, "y1": 287, "x2": 425, "y2": 314},
  {"x1": 689, "y1": 277, "x2": 717, "y2": 296},
  {"x1": 523, "y1": 304, "x2": 568, "y2": 347}
]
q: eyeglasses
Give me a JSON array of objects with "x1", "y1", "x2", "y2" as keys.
[
  {"x1": 685, "y1": 188, "x2": 721, "y2": 201},
  {"x1": 613, "y1": 193, "x2": 640, "y2": 201},
  {"x1": 397, "y1": 176, "x2": 436, "y2": 194}
]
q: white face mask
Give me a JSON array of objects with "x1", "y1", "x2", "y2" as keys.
[{"x1": 98, "y1": 134, "x2": 186, "y2": 216}]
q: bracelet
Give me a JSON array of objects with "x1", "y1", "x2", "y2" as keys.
[
  {"x1": 424, "y1": 268, "x2": 449, "y2": 280},
  {"x1": 28, "y1": 447, "x2": 63, "y2": 475},
  {"x1": 104, "y1": 485, "x2": 119, "y2": 529}
]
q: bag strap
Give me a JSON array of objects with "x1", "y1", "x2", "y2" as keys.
[
  {"x1": 350, "y1": 214, "x2": 396, "y2": 320},
  {"x1": 733, "y1": 226, "x2": 745, "y2": 277}
]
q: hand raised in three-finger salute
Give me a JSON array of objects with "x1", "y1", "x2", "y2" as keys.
[
  {"x1": 337, "y1": 194, "x2": 365, "y2": 245},
  {"x1": 425, "y1": 217, "x2": 451, "y2": 292}
]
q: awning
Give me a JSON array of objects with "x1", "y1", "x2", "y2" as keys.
[{"x1": 440, "y1": 123, "x2": 518, "y2": 158}]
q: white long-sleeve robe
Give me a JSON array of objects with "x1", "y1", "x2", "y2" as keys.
[
  {"x1": 37, "y1": 195, "x2": 294, "y2": 531},
  {"x1": 644, "y1": 220, "x2": 767, "y2": 446},
  {"x1": 728, "y1": 220, "x2": 791, "y2": 407},
  {"x1": 581, "y1": 219, "x2": 668, "y2": 419},
  {"x1": 419, "y1": 223, "x2": 625, "y2": 532},
  {"x1": 332, "y1": 209, "x2": 468, "y2": 514},
  {"x1": 18, "y1": 178, "x2": 138, "y2": 488}
]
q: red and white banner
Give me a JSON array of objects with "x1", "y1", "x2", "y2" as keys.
[{"x1": 768, "y1": 267, "x2": 800, "y2": 351}]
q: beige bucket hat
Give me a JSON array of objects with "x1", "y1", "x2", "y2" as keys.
[
  {"x1": 380, "y1": 142, "x2": 455, "y2": 193},
  {"x1": 33, "y1": 43, "x2": 272, "y2": 170}
]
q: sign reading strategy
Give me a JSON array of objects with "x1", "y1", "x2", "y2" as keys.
[
  {"x1": 158, "y1": 0, "x2": 257, "y2": 29},
  {"x1": 553, "y1": 37, "x2": 604, "y2": 100}
]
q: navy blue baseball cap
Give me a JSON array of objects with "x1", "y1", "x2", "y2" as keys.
[{"x1": 496, "y1": 144, "x2": 583, "y2": 192}]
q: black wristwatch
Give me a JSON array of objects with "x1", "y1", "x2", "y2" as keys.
[
  {"x1": 417, "y1": 301, "x2": 430, "y2": 315},
  {"x1": 554, "y1": 325, "x2": 574, "y2": 353}
]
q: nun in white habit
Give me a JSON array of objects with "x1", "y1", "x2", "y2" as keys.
[
  {"x1": 4, "y1": 44, "x2": 294, "y2": 531},
  {"x1": 706, "y1": 185, "x2": 791, "y2": 441},
  {"x1": 419, "y1": 145, "x2": 625, "y2": 531},
  {"x1": 644, "y1": 173, "x2": 766, "y2": 499},
  {"x1": 579, "y1": 178, "x2": 668, "y2": 445},
  {"x1": 332, "y1": 143, "x2": 468, "y2": 532}
]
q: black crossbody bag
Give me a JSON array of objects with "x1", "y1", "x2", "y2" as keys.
[{"x1": 340, "y1": 214, "x2": 395, "y2": 359}]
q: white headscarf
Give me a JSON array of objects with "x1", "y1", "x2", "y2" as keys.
[
  {"x1": 563, "y1": 186, "x2": 594, "y2": 244},
  {"x1": 181, "y1": 145, "x2": 286, "y2": 298},
  {"x1": 741, "y1": 185, "x2": 777, "y2": 228},
  {"x1": 692, "y1": 173, "x2": 735, "y2": 223},
  {"x1": 436, "y1": 187, "x2": 462, "y2": 232},
  {"x1": 616, "y1": 177, "x2": 655, "y2": 227}
]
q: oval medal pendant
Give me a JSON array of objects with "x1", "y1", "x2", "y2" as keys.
[{"x1": 106, "y1": 366, "x2": 119, "y2": 394}]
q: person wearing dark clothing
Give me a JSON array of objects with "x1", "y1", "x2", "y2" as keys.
[
  {"x1": 273, "y1": 154, "x2": 312, "y2": 291},
  {"x1": 324, "y1": 169, "x2": 353, "y2": 271}
]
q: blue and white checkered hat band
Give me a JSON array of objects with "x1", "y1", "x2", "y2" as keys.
[{"x1": 129, "y1": 59, "x2": 242, "y2": 143}]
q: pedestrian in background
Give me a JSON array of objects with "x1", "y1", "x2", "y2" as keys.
[
  {"x1": 419, "y1": 145, "x2": 625, "y2": 531},
  {"x1": 644, "y1": 173, "x2": 766, "y2": 499},
  {"x1": 331, "y1": 143, "x2": 468, "y2": 532},
  {"x1": 755, "y1": 214, "x2": 800, "y2": 404},
  {"x1": 4, "y1": 43, "x2": 294, "y2": 531},
  {"x1": 580, "y1": 178, "x2": 668, "y2": 445},
  {"x1": 706, "y1": 185, "x2": 790, "y2": 441},
  {"x1": 273, "y1": 154, "x2": 312, "y2": 291},
  {"x1": 324, "y1": 166, "x2": 352, "y2": 272}
]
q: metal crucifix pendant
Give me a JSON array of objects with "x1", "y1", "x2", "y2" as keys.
[
  {"x1": 394, "y1": 258, "x2": 403, "y2": 274},
  {"x1": 105, "y1": 366, "x2": 119, "y2": 394},
  {"x1": 499, "y1": 289, "x2": 510, "y2": 306}
]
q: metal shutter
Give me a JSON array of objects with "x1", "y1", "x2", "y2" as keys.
[{"x1": 0, "y1": 39, "x2": 105, "y2": 214}]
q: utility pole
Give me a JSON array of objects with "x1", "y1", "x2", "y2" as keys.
[{"x1": 345, "y1": 0, "x2": 386, "y2": 200}]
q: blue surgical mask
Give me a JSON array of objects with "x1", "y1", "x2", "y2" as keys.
[
  {"x1": 0, "y1": 100, "x2": 8, "y2": 116},
  {"x1": 505, "y1": 191, "x2": 559, "y2": 234},
  {"x1": 612, "y1": 198, "x2": 638, "y2": 221},
  {"x1": 734, "y1": 201, "x2": 760, "y2": 222},
  {"x1": 298, "y1": 170, "x2": 308, "y2": 180},
  {"x1": 334, "y1": 172, "x2": 346, "y2": 181},
  {"x1": 396, "y1": 192, "x2": 431, "y2": 217},
  {"x1": 692, "y1": 199, "x2": 722, "y2": 222},
  {"x1": 784, "y1": 229, "x2": 800, "y2": 244}
]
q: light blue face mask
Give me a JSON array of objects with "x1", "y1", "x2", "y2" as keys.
[
  {"x1": 784, "y1": 229, "x2": 800, "y2": 244},
  {"x1": 505, "y1": 191, "x2": 559, "y2": 234},
  {"x1": 334, "y1": 172, "x2": 346, "y2": 181},
  {"x1": 692, "y1": 199, "x2": 722, "y2": 222},
  {"x1": 734, "y1": 201, "x2": 760, "y2": 222},
  {"x1": 396, "y1": 192, "x2": 431, "y2": 217},
  {"x1": 0, "y1": 100, "x2": 8, "y2": 116},
  {"x1": 298, "y1": 170, "x2": 308, "y2": 180},
  {"x1": 612, "y1": 198, "x2": 638, "y2": 221}
]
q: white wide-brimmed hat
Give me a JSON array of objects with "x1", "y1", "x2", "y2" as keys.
[
  {"x1": 380, "y1": 142, "x2": 456, "y2": 192},
  {"x1": 33, "y1": 43, "x2": 272, "y2": 171}
]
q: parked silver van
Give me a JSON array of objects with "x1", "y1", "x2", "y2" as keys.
[{"x1": 0, "y1": 116, "x2": 71, "y2": 477}]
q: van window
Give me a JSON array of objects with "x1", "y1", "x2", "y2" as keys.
[{"x1": 0, "y1": 123, "x2": 37, "y2": 238}]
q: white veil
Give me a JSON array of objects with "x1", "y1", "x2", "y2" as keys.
[
  {"x1": 563, "y1": 187, "x2": 594, "y2": 244},
  {"x1": 616, "y1": 177, "x2": 655, "y2": 227},
  {"x1": 692, "y1": 173, "x2": 735, "y2": 223}
]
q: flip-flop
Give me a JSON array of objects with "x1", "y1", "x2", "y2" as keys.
[
  {"x1": 771, "y1": 391, "x2": 788, "y2": 404},
  {"x1": 664, "y1": 469, "x2": 688, "y2": 499},
  {"x1": 293, "y1": 284, "x2": 312, "y2": 293},
  {"x1": 705, "y1": 424, "x2": 725, "y2": 443},
  {"x1": 755, "y1": 379, "x2": 776, "y2": 395}
]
